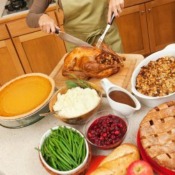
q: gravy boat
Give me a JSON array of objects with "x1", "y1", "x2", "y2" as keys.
[{"x1": 101, "y1": 78, "x2": 141, "y2": 116}]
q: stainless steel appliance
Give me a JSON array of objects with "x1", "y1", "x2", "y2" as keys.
[
  {"x1": 2, "y1": 0, "x2": 56, "y2": 17},
  {"x1": 3, "y1": 0, "x2": 28, "y2": 15}
]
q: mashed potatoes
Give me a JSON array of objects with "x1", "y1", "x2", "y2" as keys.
[{"x1": 53, "y1": 87, "x2": 100, "y2": 118}]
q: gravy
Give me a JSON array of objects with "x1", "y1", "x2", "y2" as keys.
[{"x1": 109, "y1": 90, "x2": 136, "y2": 108}]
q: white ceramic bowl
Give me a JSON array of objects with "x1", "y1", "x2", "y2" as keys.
[
  {"x1": 39, "y1": 125, "x2": 91, "y2": 175},
  {"x1": 131, "y1": 44, "x2": 175, "y2": 107}
]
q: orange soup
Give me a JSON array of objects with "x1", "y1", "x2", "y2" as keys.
[{"x1": 0, "y1": 76, "x2": 52, "y2": 117}]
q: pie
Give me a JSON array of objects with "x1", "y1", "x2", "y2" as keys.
[
  {"x1": 139, "y1": 101, "x2": 175, "y2": 171},
  {"x1": 0, "y1": 74, "x2": 54, "y2": 118}
]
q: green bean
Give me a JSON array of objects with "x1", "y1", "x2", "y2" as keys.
[
  {"x1": 48, "y1": 144, "x2": 72, "y2": 170},
  {"x1": 38, "y1": 126, "x2": 87, "y2": 171},
  {"x1": 50, "y1": 157, "x2": 58, "y2": 170},
  {"x1": 48, "y1": 140, "x2": 73, "y2": 168}
]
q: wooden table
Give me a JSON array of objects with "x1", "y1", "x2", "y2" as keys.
[{"x1": 50, "y1": 53, "x2": 144, "y2": 91}]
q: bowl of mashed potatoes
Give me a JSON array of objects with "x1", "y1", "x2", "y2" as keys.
[{"x1": 49, "y1": 82, "x2": 102, "y2": 124}]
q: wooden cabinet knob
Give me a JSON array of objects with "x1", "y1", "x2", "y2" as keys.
[
  {"x1": 140, "y1": 11, "x2": 145, "y2": 15},
  {"x1": 147, "y1": 8, "x2": 151, "y2": 13}
]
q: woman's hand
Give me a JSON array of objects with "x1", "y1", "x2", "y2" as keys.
[
  {"x1": 108, "y1": 0, "x2": 124, "y2": 22},
  {"x1": 38, "y1": 14, "x2": 57, "y2": 33}
]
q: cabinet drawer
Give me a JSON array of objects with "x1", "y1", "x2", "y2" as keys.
[
  {"x1": 7, "y1": 11, "x2": 58, "y2": 37},
  {"x1": 125, "y1": 0, "x2": 152, "y2": 7},
  {"x1": 0, "y1": 24, "x2": 10, "y2": 40},
  {"x1": 6, "y1": 18, "x2": 40, "y2": 37}
]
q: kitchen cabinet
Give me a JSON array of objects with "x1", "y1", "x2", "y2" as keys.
[
  {"x1": 0, "y1": 5, "x2": 66, "y2": 86},
  {"x1": 13, "y1": 31, "x2": 66, "y2": 74},
  {"x1": 116, "y1": 4, "x2": 150, "y2": 55},
  {"x1": 7, "y1": 10, "x2": 66, "y2": 75},
  {"x1": 116, "y1": 0, "x2": 175, "y2": 55},
  {"x1": 0, "y1": 24, "x2": 24, "y2": 86},
  {"x1": 146, "y1": 0, "x2": 175, "y2": 52}
]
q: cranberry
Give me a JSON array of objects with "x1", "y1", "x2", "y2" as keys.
[{"x1": 87, "y1": 114, "x2": 127, "y2": 149}]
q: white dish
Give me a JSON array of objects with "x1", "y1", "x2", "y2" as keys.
[
  {"x1": 131, "y1": 44, "x2": 175, "y2": 107},
  {"x1": 101, "y1": 78, "x2": 141, "y2": 116},
  {"x1": 39, "y1": 125, "x2": 90, "y2": 175}
]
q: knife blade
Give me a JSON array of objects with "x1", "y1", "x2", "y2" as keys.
[{"x1": 55, "y1": 28, "x2": 92, "y2": 47}]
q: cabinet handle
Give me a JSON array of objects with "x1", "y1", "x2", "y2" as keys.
[
  {"x1": 140, "y1": 10, "x2": 145, "y2": 15},
  {"x1": 147, "y1": 8, "x2": 151, "y2": 13}
]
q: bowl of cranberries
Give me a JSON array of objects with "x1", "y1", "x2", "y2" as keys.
[{"x1": 84, "y1": 110, "x2": 128, "y2": 150}]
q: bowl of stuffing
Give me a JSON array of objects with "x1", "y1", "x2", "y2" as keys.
[
  {"x1": 131, "y1": 44, "x2": 175, "y2": 107},
  {"x1": 49, "y1": 79, "x2": 102, "y2": 124}
]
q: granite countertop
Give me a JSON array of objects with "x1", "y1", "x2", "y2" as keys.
[
  {"x1": 0, "y1": 97, "x2": 151, "y2": 175},
  {"x1": 0, "y1": 53, "x2": 151, "y2": 175}
]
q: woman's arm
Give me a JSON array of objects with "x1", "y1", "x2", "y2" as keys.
[
  {"x1": 26, "y1": 0, "x2": 57, "y2": 33},
  {"x1": 108, "y1": 0, "x2": 124, "y2": 22}
]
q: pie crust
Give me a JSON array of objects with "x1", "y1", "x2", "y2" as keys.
[
  {"x1": 139, "y1": 101, "x2": 175, "y2": 171},
  {"x1": 0, "y1": 73, "x2": 54, "y2": 118}
]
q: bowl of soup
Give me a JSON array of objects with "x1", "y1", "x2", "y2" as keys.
[{"x1": 0, "y1": 73, "x2": 55, "y2": 128}]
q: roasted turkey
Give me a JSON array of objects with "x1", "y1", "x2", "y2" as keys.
[{"x1": 62, "y1": 45, "x2": 125, "y2": 79}]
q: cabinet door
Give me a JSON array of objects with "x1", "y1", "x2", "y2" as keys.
[
  {"x1": 116, "y1": 4, "x2": 150, "y2": 55},
  {"x1": 0, "y1": 24, "x2": 10, "y2": 40},
  {"x1": 0, "y1": 39, "x2": 24, "y2": 86},
  {"x1": 124, "y1": 0, "x2": 152, "y2": 7},
  {"x1": 146, "y1": 0, "x2": 175, "y2": 52},
  {"x1": 13, "y1": 31, "x2": 66, "y2": 75}
]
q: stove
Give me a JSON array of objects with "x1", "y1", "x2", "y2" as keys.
[
  {"x1": 2, "y1": 0, "x2": 56, "y2": 17},
  {"x1": 2, "y1": 0, "x2": 29, "y2": 16}
]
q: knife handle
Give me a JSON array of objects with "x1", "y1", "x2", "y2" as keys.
[
  {"x1": 108, "y1": 13, "x2": 115, "y2": 25},
  {"x1": 55, "y1": 28, "x2": 60, "y2": 34}
]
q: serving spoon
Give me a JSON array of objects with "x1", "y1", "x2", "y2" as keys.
[{"x1": 39, "y1": 110, "x2": 59, "y2": 117}]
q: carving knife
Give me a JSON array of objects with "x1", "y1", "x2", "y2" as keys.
[
  {"x1": 96, "y1": 13, "x2": 115, "y2": 48},
  {"x1": 55, "y1": 28, "x2": 92, "y2": 47}
]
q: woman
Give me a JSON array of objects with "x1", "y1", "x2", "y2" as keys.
[{"x1": 26, "y1": 0, "x2": 124, "y2": 52}]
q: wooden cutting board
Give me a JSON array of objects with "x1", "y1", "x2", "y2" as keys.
[{"x1": 50, "y1": 53, "x2": 144, "y2": 92}]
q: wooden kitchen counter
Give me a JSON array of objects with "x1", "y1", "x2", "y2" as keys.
[{"x1": 50, "y1": 53, "x2": 144, "y2": 91}]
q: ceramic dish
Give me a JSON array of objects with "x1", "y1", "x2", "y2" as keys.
[
  {"x1": 84, "y1": 109, "x2": 128, "y2": 150},
  {"x1": 131, "y1": 44, "x2": 175, "y2": 107},
  {"x1": 49, "y1": 82, "x2": 102, "y2": 125},
  {"x1": 0, "y1": 73, "x2": 55, "y2": 128},
  {"x1": 101, "y1": 78, "x2": 141, "y2": 116},
  {"x1": 39, "y1": 125, "x2": 91, "y2": 175}
]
